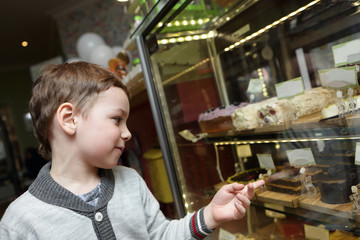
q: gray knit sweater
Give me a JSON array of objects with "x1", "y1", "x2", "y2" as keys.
[{"x1": 0, "y1": 163, "x2": 212, "y2": 239}]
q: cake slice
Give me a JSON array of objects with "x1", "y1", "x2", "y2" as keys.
[{"x1": 198, "y1": 102, "x2": 248, "y2": 133}]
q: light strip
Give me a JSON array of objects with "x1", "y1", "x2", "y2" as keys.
[
  {"x1": 213, "y1": 135, "x2": 360, "y2": 146},
  {"x1": 157, "y1": 18, "x2": 210, "y2": 28},
  {"x1": 223, "y1": 0, "x2": 321, "y2": 52},
  {"x1": 157, "y1": 31, "x2": 216, "y2": 45},
  {"x1": 162, "y1": 58, "x2": 210, "y2": 85}
]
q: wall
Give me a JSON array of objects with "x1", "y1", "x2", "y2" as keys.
[
  {"x1": 0, "y1": 0, "x2": 134, "y2": 166},
  {"x1": 55, "y1": 0, "x2": 133, "y2": 59},
  {"x1": 0, "y1": 69, "x2": 38, "y2": 160}
]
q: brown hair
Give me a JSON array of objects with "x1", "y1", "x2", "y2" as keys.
[{"x1": 29, "y1": 61, "x2": 130, "y2": 159}]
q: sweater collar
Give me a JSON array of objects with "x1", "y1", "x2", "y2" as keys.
[{"x1": 29, "y1": 162, "x2": 114, "y2": 212}]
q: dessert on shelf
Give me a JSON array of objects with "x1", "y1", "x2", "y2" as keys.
[
  {"x1": 231, "y1": 98, "x2": 277, "y2": 131},
  {"x1": 321, "y1": 94, "x2": 360, "y2": 119},
  {"x1": 198, "y1": 102, "x2": 248, "y2": 133},
  {"x1": 265, "y1": 167, "x2": 322, "y2": 195},
  {"x1": 290, "y1": 87, "x2": 336, "y2": 119},
  {"x1": 231, "y1": 87, "x2": 337, "y2": 131},
  {"x1": 227, "y1": 168, "x2": 267, "y2": 184},
  {"x1": 257, "y1": 99, "x2": 295, "y2": 127}
]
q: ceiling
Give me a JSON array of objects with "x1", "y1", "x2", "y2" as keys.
[{"x1": 0, "y1": 0, "x2": 95, "y2": 72}]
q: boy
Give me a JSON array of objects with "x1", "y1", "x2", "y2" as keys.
[{"x1": 0, "y1": 62, "x2": 264, "y2": 239}]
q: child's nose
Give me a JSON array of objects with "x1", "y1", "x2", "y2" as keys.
[{"x1": 121, "y1": 127, "x2": 132, "y2": 142}]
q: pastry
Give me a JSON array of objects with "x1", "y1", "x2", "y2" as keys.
[
  {"x1": 266, "y1": 167, "x2": 322, "y2": 195},
  {"x1": 257, "y1": 99, "x2": 295, "y2": 127},
  {"x1": 232, "y1": 98, "x2": 277, "y2": 130},
  {"x1": 198, "y1": 102, "x2": 248, "y2": 133},
  {"x1": 290, "y1": 87, "x2": 336, "y2": 119},
  {"x1": 227, "y1": 168, "x2": 267, "y2": 184},
  {"x1": 321, "y1": 95, "x2": 360, "y2": 119}
]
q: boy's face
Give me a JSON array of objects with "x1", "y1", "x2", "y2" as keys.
[{"x1": 75, "y1": 86, "x2": 131, "y2": 169}]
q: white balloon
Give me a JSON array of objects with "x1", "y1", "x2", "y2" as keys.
[
  {"x1": 76, "y1": 33, "x2": 105, "y2": 61},
  {"x1": 66, "y1": 57, "x2": 82, "y2": 63},
  {"x1": 89, "y1": 45, "x2": 114, "y2": 67}
]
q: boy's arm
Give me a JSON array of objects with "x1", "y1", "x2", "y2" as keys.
[{"x1": 203, "y1": 180, "x2": 265, "y2": 229}]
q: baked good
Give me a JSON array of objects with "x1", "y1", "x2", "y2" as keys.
[
  {"x1": 257, "y1": 99, "x2": 295, "y2": 127},
  {"x1": 319, "y1": 179, "x2": 351, "y2": 204},
  {"x1": 232, "y1": 98, "x2": 277, "y2": 130},
  {"x1": 317, "y1": 163, "x2": 356, "y2": 204},
  {"x1": 232, "y1": 87, "x2": 335, "y2": 131},
  {"x1": 290, "y1": 87, "x2": 336, "y2": 119},
  {"x1": 198, "y1": 102, "x2": 248, "y2": 133},
  {"x1": 227, "y1": 168, "x2": 267, "y2": 184},
  {"x1": 266, "y1": 167, "x2": 322, "y2": 195},
  {"x1": 321, "y1": 95, "x2": 360, "y2": 119}
]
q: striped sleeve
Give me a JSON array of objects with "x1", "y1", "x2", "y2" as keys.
[{"x1": 189, "y1": 207, "x2": 214, "y2": 239}]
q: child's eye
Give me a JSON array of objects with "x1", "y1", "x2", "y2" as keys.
[{"x1": 113, "y1": 117, "x2": 122, "y2": 124}]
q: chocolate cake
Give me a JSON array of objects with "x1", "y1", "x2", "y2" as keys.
[
  {"x1": 319, "y1": 179, "x2": 351, "y2": 204},
  {"x1": 227, "y1": 168, "x2": 267, "y2": 184},
  {"x1": 266, "y1": 167, "x2": 322, "y2": 195},
  {"x1": 318, "y1": 164, "x2": 355, "y2": 204}
]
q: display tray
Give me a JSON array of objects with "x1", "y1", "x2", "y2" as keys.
[
  {"x1": 299, "y1": 193, "x2": 353, "y2": 219},
  {"x1": 346, "y1": 114, "x2": 360, "y2": 127},
  {"x1": 255, "y1": 190, "x2": 302, "y2": 208},
  {"x1": 204, "y1": 113, "x2": 351, "y2": 139},
  {"x1": 291, "y1": 112, "x2": 347, "y2": 130}
]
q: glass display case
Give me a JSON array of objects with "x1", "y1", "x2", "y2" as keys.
[{"x1": 134, "y1": 0, "x2": 360, "y2": 238}]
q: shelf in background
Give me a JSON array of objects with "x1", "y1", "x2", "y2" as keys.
[
  {"x1": 255, "y1": 190, "x2": 357, "y2": 222},
  {"x1": 299, "y1": 193, "x2": 353, "y2": 220},
  {"x1": 123, "y1": 64, "x2": 145, "y2": 98},
  {"x1": 202, "y1": 113, "x2": 360, "y2": 143},
  {"x1": 256, "y1": 190, "x2": 302, "y2": 208}
]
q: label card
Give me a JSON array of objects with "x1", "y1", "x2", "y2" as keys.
[
  {"x1": 318, "y1": 66, "x2": 358, "y2": 89},
  {"x1": 332, "y1": 39, "x2": 360, "y2": 66},
  {"x1": 355, "y1": 142, "x2": 360, "y2": 165},
  {"x1": 247, "y1": 78, "x2": 264, "y2": 93},
  {"x1": 218, "y1": 228, "x2": 237, "y2": 240},
  {"x1": 256, "y1": 154, "x2": 275, "y2": 170},
  {"x1": 304, "y1": 224, "x2": 329, "y2": 240},
  {"x1": 236, "y1": 144, "x2": 252, "y2": 158},
  {"x1": 275, "y1": 77, "x2": 304, "y2": 99},
  {"x1": 232, "y1": 24, "x2": 250, "y2": 38},
  {"x1": 286, "y1": 148, "x2": 316, "y2": 167}
]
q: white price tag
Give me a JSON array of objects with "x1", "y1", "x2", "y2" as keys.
[
  {"x1": 286, "y1": 148, "x2": 316, "y2": 167},
  {"x1": 304, "y1": 224, "x2": 329, "y2": 240},
  {"x1": 247, "y1": 78, "x2": 264, "y2": 93},
  {"x1": 256, "y1": 154, "x2": 275, "y2": 170},
  {"x1": 236, "y1": 144, "x2": 252, "y2": 158},
  {"x1": 318, "y1": 66, "x2": 358, "y2": 89},
  {"x1": 218, "y1": 228, "x2": 237, "y2": 240},
  {"x1": 275, "y1": 77, "x2": 304, "y2": 99},
  {"x1": 355, "y1": 142, "x2": 360, "y2": 165},
  {"x1": 332, "y1": 39, "x2": 360, "y2": 66}
]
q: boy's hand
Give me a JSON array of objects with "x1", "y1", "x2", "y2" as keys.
[{"x1": 203, "y1": 180, "x2": 265, "y2": 229}]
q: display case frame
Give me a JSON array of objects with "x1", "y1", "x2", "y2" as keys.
[{"x1": 133, "y1": 0, "x2": 360, "y2": 238}]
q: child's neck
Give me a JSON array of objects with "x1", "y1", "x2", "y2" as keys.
[{"x1": 50, "y1": 159, "x2": 101, "y2": 195}]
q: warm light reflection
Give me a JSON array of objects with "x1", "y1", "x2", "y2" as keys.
[
  {"x1": 213, "y1": 135, "x2": 360, "y2": 146},
  {"x1": 222, "y1": 0, "x2": 321, "y2": 52},
  {"x1": 157, "y1": 31, "x2": 217, "y2": 45}
]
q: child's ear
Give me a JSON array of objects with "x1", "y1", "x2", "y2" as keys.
[{"x1": 56, "y1": 102, "x2": 77, "y2": 135}]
